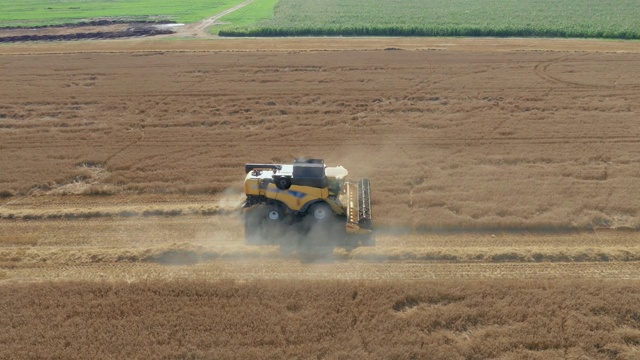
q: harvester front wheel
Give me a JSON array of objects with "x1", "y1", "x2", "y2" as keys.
[
  {"x1": 308, "y1": 202, "x2": 331, "y2": 222},
  {"x1": 299, "y1": 202, "x2": 339, "y2": 259}
]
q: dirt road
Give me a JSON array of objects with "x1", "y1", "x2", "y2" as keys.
[
  {"x1": 177, "y1": 0, "x2": 255, "y2": 38},
  {"x1": 0, "y1": 0, "x2": 254, "y2": 43}
]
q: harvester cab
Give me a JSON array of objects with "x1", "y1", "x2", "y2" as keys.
[{"x1": 242, "y1": 158, "x2": 374, "y2": 249}]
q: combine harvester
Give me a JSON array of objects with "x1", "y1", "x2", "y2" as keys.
[{"x1": 242, "y1": 158, "x2": 374, "y2": 251}]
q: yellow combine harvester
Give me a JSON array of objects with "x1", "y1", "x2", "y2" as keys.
[{"x1": 242, "y1": 158, "x2": 374, "y2": 249}]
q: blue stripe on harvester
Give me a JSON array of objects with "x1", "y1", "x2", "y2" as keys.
[{"x1": 267, "y1": 188, "x2": 307, "y2": 199}]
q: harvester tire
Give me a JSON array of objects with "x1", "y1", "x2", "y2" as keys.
[
  {"x1": 308, "y1": 202, "x2": 331, "y2": 222},
  {"x1": 267, "y1": 205, "x2": 284, "y2": 221}
]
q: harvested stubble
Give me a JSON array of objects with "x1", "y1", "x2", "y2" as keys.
[
  {"x1": 3, "y1": 242, "x2": 640, "y2": 268},
  {"x1": 3, "y1": 215, "x2": 640, "y2": 269},
  {"x1": 1, "y1": 279, "x2": 640, "y2": 359},
  {"x1": 349, "y1": 245, "x2": 640, "y2": 263},
  {"x1": 1, "y1": 48, "x2": 640, "y2": 231},
  {"x1": 0, "y1": 242, "x2": 280, "y2": 268}
]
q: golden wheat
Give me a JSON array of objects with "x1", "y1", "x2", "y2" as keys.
[
  {"x1": 1, "y1": 48, "x2": 639, "y2": 230},
  {"x1": 1, "y1": 279, "x2": 640, "y2": 359}
]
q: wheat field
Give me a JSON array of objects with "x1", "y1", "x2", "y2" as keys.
[
  {"x1": 1, "y1": 38, "x2": 640, "y2": 359},
  {"x1": 2, "y1": 280, "x2": 640, "y2": 359},
  {"x1": 1, "y1": 41, "x2": 640, "y2": 230}
]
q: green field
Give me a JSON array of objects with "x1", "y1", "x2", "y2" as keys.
[
  {"x1": 219, "y1": 0, "x2": 640, "y2": 39},
  {"x1": 2, "y1": 0, "x2": 639, "y2": 40},
  {"x1": 0, "y1": 0, "x2": 246, "y2": 27},
  {"x1": 211, "y1": 0, "x2": 279, "y2": 35}
]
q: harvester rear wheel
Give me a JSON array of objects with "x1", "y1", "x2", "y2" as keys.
[
  {"x1": 261, "y1": 204, "x2": 287, "y2": 242},
  {"x1": 267, "y1": 205, "x2": 284, "y2": 221}
]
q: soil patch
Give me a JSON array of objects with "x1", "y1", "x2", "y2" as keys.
[{"x1": 0, "y1": 22, "x2": 175, "y2": 43}]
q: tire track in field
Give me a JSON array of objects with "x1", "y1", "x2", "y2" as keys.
[
  {"x1": 102, "y1": 61, "x2": 218, "y2": 166},
  {"x1": 103, "y1": 130, "x2": 145, "y2": 164},
  {"x1": 534, "y1": 54, "x2": 640, "y2": 90},
  {"x1": 11, "y1": 136, "x2": 640, "y2": 151},
  {"x1": 6, "y1": 130, "x2": 640, "y2": 149},
  {"x1": 98, "y1": 0, "x2": 258, "y2": 165},
  {"x1": 6, "y1": 260, "x2": 640, "y2": 283}
]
